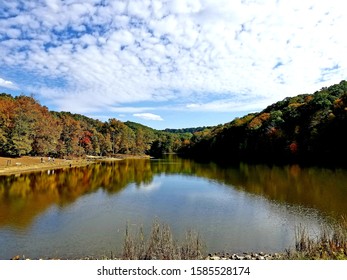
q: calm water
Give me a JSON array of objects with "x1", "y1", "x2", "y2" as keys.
[{"x1": 1, "y1": 155, "x2": 347, "y2": 259}]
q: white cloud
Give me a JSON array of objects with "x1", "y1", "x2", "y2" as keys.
[
  {"x1": 0, "y1": 77, "x2": 19, "y2": 90},
  {"x1": 133, "y1": 113, "x2": 163, "y2": 121},
  {"x1": 0, "y1": 0, "x2": 346, "y2": 122},
  {"x1": 110, "y1": 107, "x2": 155, "y2": 113},
  {"x1": 185, "y1": 96, "x2": 272, "y2": 113},
  {"x1": 127, "y1": 0, "x2": 152, "y2": 19},
  {"x1": 138, "y1": 181, "x2": 162, "y2": 192}
]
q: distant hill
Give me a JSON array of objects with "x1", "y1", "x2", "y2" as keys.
[
  {"x1": 124, "y1": 121, "x2": 156, "y2": 133},
  {"x1": 162, "y1": 127, "x2": 213, "y2": 134},
  {"x1": 180, "y1": 80, "x2": 347, "y2": 166}
]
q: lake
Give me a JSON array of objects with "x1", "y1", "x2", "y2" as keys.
[{"x1": 1, "y1": 155, "x2": 347, "y2": 259}]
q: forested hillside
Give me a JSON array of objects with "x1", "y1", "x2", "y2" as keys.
[
  {"x1": 180, "y1": 80, "x2": 347, "y2": 166},
  {"x1": 2, "y1": 80, "x2": 347, "y2": 163},
  {"x1": 0, "y1": 94, "x2": 191, "y2": 157}
]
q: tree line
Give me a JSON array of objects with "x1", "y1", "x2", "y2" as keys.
[
  {"x1": 0, "y1": 93, "x2": 191, "y2": 158},
  {"x1": 3, "y1": 80, "x2": 346, "y2": 164},
  {"x1": 179, "y1": 80, "x2": 347, "y2": 166}
]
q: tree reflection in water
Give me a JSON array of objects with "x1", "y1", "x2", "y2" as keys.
[{"x1": 1, "y1": 155, "x2": 347, "y2": 230}]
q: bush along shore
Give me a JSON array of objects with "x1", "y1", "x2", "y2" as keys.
[{"x1": 9, "y1": 218, "x2": 347, "y2": 260}]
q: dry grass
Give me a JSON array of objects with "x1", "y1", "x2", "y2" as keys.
[
  {"x1": 0, "y1": 155, "x2": 150, "y2": 176},
  {"x1": 121, "y1": 217, "x2": 347, "y2": 260},
  {"x1": 0, "y1": 156, "x2": 91, "y2": 176},
  {"x1": 286, "y1": 217, "x2": 347, "y2": 260},
  {"x1": 122, "y1": 219, "x2": 205, "y2": 260}
]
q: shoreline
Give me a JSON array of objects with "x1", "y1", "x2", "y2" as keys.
[
  {"x1": 9, "y1": 251, "x2": 284, "y2": 260},
  {"x1": 0, "y1": 155, "x2": 151, "y2": 176}
]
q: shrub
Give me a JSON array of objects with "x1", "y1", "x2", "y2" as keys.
[{"x1": 122, "y1": 219, "x2": 205, "y2": 260}]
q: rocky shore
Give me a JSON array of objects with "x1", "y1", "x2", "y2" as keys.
[
  {"x1": 10, "y1": 252, "x2": 284, "y2": 260},
  {"x1": 205, "y1": 252, "x2": 283, "y2": 260}
]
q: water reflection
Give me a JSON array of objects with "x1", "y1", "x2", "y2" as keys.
[
  {"x1": 0, "y1": 160, "x2": 153, "y2": 229},
  {"x1": 1, "y1": 156, "x2": 347, "y2": 258},
  {"x1": 1, "y1": 157, "x2": 347, "y2": 230},
  {"x1": 153, "y1": 156, "x2": 347, "y2": 219},
  {"x1": 201, "y1": 162, "x2": 347, "y2": 219}
]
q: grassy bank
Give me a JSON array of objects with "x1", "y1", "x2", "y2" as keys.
[
  {"x1": 0, "y1": 154, "x2": 150, "y2": 176},
  {"x1": 0, "y1": 156, "x2": 92, "y2": 176}
]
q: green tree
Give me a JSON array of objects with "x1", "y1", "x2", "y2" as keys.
[{"x1": 108, "y1": 119, "x2": 135, "y2": 154}]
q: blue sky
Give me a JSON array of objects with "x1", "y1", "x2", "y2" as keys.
[{"x1": 0, "y1": 0, "x2": 346, "y2": 129}]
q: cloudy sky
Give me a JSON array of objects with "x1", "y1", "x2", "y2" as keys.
[{"x1": 0, "y1": 0, "x2": 346, "y2": 129}]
